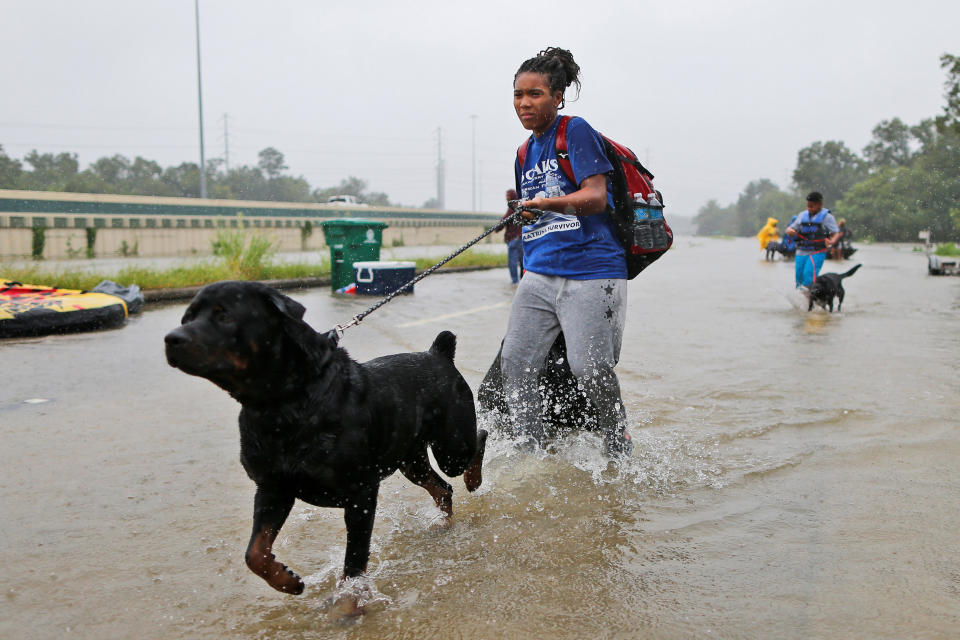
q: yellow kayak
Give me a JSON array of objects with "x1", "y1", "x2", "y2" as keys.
[{"x1": 1, "y1": 280, "x2": 129, "y2": 338}]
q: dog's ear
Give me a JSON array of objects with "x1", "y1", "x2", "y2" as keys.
[
  {"x1": 261, "y1": 288, "x2": 332, "y2": 371},
  {"x1": 264, "y1": 288, "x2": 306, "y2": 321}
]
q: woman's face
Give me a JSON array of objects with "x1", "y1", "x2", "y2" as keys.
[{"x1": 514, "y1": 72, "x2": 562, "y2": 136}]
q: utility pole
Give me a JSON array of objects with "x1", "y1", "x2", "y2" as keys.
[
  {"x1": 436, "y1": 127, "x2": 445, "y2": 209},
  {"x1": 470, "y1": 115, "x2": 478, "y2": 211},
  {"x1": 478, "y1": 160, "x2": 482, "y2": 211},
  {"x1": 194, "y1": 0, "x2": 207, "y2": 199},
  {"x1": 221, "y1": 113, "x2": 230, "y2": 172}
]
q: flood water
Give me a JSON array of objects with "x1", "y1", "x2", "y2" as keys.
[{"x1": 2, "y1": 237, "x2": 959, "y2": 639}]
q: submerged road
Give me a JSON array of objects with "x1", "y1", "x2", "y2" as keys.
[{"x1": 2, "y1": 237, "x2": 959, "y2": 639}]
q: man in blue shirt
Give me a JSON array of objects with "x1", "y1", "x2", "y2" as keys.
[{"x1": 786, "y1": 192, "x2": 842, "y2": 290}]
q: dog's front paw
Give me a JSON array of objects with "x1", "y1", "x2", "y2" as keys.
[
  {"x1": 464, "y1": 429, "x2": 488, "y2": 492},
  {"x1": 328, "y1": 592, "x2": 363, "y2": 620},
  {"x1": 247, "y1": 550, "x2": 305, "y2": 595},
  {"x1": 267, "y1": 563, "x2": 305, "y2": 595}
]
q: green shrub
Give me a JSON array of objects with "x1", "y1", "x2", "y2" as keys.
[
  {"x1": 300, "y1": 220, "x2": 313, "y2": 250},
  {"x1": 85, "y1": 228, "x2": 97, "y2": 259},
  {"x1": 119, "y1": 240, "x2": 139, "y2": 257},
  {"x1": 31, "y1": 227, "x2": 45, "y2": 260},
  {"x1": 211, "y1": 228, "x2": 275, "y2": 279}
]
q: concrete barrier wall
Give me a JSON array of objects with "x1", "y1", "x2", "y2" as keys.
[
  {"x1": 0, "y1": 190, "x2": 502, "y2": 261},
  {"x1": 0, "y1": 224, "x2": 496, "y2": 261}
]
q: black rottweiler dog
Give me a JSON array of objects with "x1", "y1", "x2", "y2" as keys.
[
  {"x1": 164, "y1": 281, "x2": 486, "y2": 610},
  {"x1": 808, "y1": 263, "x2": 862, "y2": 312}
]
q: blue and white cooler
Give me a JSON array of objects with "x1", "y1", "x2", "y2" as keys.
[{"x1": 352, "y1": 261, "x2": 416, "y2": 296}]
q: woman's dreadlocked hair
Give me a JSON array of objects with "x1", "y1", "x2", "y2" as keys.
[{"x1": 514, "y1": 47, "x2": 582, "y2": 108}]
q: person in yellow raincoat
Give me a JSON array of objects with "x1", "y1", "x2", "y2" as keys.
[{"x1": 756, "y1": 217, "x2": 779, "y2": 249}]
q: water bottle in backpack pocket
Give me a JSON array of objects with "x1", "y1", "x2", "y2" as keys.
[
  {"x1": 632, "y1": 193, "x2": 654, "y2": 250},
  {"x1": 632, "y1": 192, "x2": 670, "y2": 252},
  {"x1": 645, "y1": 192, "x2": 670, "y2": 251}
]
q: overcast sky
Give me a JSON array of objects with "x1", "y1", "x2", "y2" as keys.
[{"x1": 2, "y1": 0, "x2": 958, "y2": 216}]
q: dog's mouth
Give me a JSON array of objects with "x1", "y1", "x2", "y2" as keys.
[
  {"x1": 164, "y1": 343, "x2": 208, "y2": 374},
  {"x1": 165, "y1": 328, "x2": 246, "y2": 376},
  {"x1": 166, "y1": 342, "x2": 248, "y2": 377}
]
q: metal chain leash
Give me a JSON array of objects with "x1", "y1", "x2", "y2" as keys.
[{"x1": 332, "y1": 204, "x2": 540, "y2": 337}]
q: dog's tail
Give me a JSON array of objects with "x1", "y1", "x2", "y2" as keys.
[
  {"x1": 840, "y1": 263, "x2": 862, "y2": 279},
  {"x1": 429, "y1": 330, "x2": 457, "y2": 361}
]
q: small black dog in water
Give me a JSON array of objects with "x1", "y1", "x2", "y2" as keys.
[
  {"x1": 808, "y1": 263, "x2": 862, "y2": 312},
  {"x1": 164, "y1": 281, "x2": 486, "y2": 616},
  {"x1": 766, "y1": 241, "x2": 796, "y2": 261},
  {"x1": 765, "y1": 241, "x2": 782, "y2": 261}
]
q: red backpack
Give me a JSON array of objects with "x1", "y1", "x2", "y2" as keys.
[{"x1": 516, "y1": 115, "x2": 672, "y2": 279}]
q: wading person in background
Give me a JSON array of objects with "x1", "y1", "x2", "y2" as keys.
[
  {"x1": 757, "y1": 217, "x2": 779, "y2": 251},
  {"x1": 832, "y1": 218, "x2": 852, "y2": 260},
  {"x1": 498, "y1": 188, "x2": 524, "y2": 284},
  {"x1": 786, "y1": 192, "x2": 842, "y2": 291},
  {"x1": 501, "y1": 46, "x2": 632, "y2": 458}
]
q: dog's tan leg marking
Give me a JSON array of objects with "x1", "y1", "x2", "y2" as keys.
[
  {"x1": 399, "y1": 453, "x2": 453, "y2": 517},
  {"x1": 422, "y1": 477, "x2": 453, "y2": 516},
  {"x1": 463, "y1": 429, "x2": 488, "y2": 493},
  {"x1": 245, "y1": 528, "x2": 305, "y2": 594}
]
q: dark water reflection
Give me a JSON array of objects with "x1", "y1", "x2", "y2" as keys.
[{"x1": 2, "y1": 238, "x2": 959, "y2": 639}]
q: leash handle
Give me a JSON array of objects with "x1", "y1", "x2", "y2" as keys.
[{"x1": 507, "y1": 200, "x2": 544, "y2": 226}]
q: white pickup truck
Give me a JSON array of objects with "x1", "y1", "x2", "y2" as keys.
[
  {"x1": 921, "y1": 230, "x2": 960, "y2": 275},
  {"x1": 327, "y1": 195, "x2": 367, "y2": 206}
]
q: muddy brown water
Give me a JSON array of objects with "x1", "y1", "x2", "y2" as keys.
[{"x1": 2, "y1": 237, "x2": 959, "y2": 639}]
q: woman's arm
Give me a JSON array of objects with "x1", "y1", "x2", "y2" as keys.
[{"x1": 520, "y1": 173, "x2": 608, "y2": 219}]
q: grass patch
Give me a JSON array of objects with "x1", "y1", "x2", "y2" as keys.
[
  {"x1": 413, "y1": 249, "x2": 507, "y2": 271},
  {"x1": 934, "y1": 243, "x2": 960, "y2": 257},
  {"x1": 211, "y1": 228, "x2": 276, "y2": 280},
  {"x1": 2, "y1": 249, "x2": 506, "y2": 291}
]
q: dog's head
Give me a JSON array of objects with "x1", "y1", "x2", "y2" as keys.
[
  {"x1": 164, "y1": 281, "x2": 336, "y2": 400},
  {"x1": 808, "y1": 279, "x2": 830, "y2": 301}
]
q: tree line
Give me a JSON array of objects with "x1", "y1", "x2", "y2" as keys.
[
  {"x1": 695, "y1": 53, "x2": 960, "y2": 242},
  {"x1": 0, "y1": 144, "x2": 401, "y2": 206}
]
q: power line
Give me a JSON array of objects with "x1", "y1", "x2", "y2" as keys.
[{"x1": 0, "y1": 122, "x2": 199, "y2": 132}]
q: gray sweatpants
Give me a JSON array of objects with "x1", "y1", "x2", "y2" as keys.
[{"x1": 500, "y1": 271, "x2": 628, "y2": 441}]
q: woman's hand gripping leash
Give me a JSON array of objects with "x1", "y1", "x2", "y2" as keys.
[{"x1": 507, "y1": 199, "x2": 544, "y2": 226}]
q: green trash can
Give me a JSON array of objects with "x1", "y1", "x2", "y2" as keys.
[{"x1": 320, "y1": 218, "x2": 388, "y2": 292}]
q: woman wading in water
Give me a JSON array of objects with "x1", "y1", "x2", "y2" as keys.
[{"x1": 502, "y1": 47, "x2": 633, "y2": 458}]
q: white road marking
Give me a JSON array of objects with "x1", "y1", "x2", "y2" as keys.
[{"x1": 396, "y1": 301, "x2": 510, "y2": 328}]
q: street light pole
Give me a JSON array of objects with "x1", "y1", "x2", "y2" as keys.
[
  {"x1": 194, "y1": 0, "x2": 207, "y2": 199},
  {"x1": 470, "y1": 114, "x2": 477, "y2": 211}
]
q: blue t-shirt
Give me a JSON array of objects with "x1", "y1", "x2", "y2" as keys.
[{"x1": 514, "y1": 116, "x2": 627, "y2": 280}]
